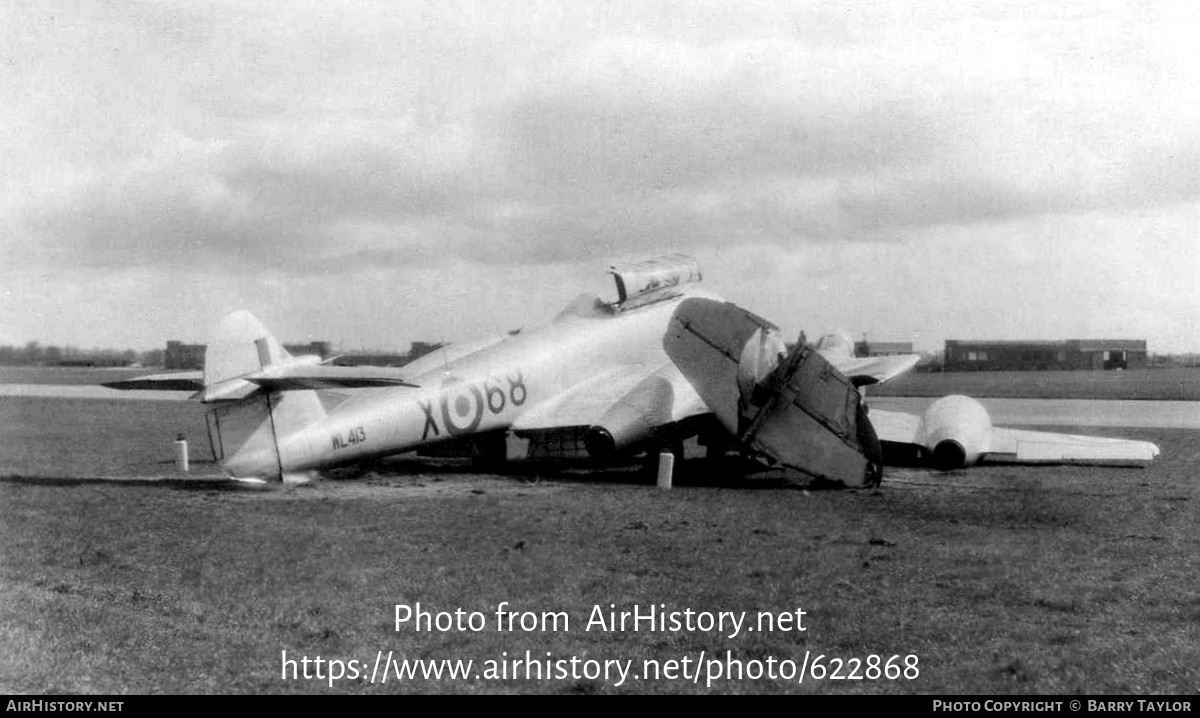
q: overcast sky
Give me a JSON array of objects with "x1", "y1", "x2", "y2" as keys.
[{"x1": 3, "y1": 0, "x2": 1199, "y2": 353}]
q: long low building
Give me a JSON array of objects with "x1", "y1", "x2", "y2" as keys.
[
  {"x1": 944, "y1": 339, "x2": 1147, "y2": 371},
  {"x1": 855, "y1": 340, "x2": 914, "y2": 357}
]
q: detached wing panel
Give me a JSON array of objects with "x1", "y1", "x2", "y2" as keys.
[{"x1": 982, "y1": 427, "x2": 1160, "y2": 466}]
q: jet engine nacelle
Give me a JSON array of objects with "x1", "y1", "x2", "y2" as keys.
[
  {"x1": 921, "y1": 394, "x2": 993, "y2": 469},
  {"x1": 584, "y1": 375, "x2": 676, "y2": 459}
]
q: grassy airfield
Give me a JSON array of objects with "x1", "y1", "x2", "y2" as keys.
[{"x1": 1, "y1": 369, "x2": 1198, "y2": 694}]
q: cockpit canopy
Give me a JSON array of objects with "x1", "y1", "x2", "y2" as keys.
[{"x1": 609, "y1": 254, "x2": 702, "y2": 307}]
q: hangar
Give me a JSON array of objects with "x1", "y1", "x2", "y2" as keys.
[
  {"x1": 944, "y1": 339, "x2": 1147, "y2": 371},
  {"x1": 854, "y1": 340, "x2": 914, "y2": 357}
]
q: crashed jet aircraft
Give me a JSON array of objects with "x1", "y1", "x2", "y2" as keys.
[{"x1": 106, "y1": 254, "x2": 1159, "y2": 485}]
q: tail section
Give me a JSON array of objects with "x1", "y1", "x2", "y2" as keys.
[
  {"x1": 204, "y1": 310, "x2": 291, "y2": 387},
  {"x1": 107, "y1": 309, "x2": 410, "y2": 482},
  {"x1": 201, "y1": 311, "x2": 326, "y2": 482}
]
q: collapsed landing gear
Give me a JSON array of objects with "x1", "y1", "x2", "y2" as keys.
[
  {"x1": 699, "y1": 429, "x2": 731, "y2": 461},
  {"x1": 468, "y1": 432, "x2": 509, "y2": 468}
]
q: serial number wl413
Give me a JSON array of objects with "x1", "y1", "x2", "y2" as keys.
[{"x1": 331, "y1": 426, "x2": 367, "y2": 450}]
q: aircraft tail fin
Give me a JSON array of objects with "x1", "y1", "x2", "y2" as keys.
[
  {"x1": 202, "y1": 311, "x2": 326, "y2": 482},
  {"x1": 204, "y1": 310, "x2": 291, "y2": 387}
]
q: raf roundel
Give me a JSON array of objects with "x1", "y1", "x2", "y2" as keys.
[{"x1": 440, "y1": 378, "x2": 484, "y2": 436}]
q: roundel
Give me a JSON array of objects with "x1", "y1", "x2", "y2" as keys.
[{"x1": 440, "y1": 377, "x2": 484, "y2": 436}]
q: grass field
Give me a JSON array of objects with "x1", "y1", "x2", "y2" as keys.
[
  {"x1": 0, "y1": 396, "x2": 211, "y2": 478},
  {"x1": 1, "y1": 389, "x2": 1198, "y2": 694}
]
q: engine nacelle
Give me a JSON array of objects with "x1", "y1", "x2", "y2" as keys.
[
  {"x1": 921, "y1": 395, "x2": 993, "y2": 469},
  {"x1": 584, "y1": 375, "x2": 675, "y2": 459}
]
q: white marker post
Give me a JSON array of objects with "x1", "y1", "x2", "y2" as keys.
[
  {"x1": 656, "y1": 451, "x2": 674, "y2": 490},
  {"x1": 174, "y1": 434, "x2": 189, "y2": 473}
]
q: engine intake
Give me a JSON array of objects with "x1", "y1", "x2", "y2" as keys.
[{"x1": 921, "y1": 395, "x2": 993, "y2": 469}]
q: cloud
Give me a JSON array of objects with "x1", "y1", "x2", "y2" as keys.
[
  {"x1": 3, "y1": 1, "x2": 1200, "y2": 349},
  {"x1": 11, "y1": 5, "x2": 1200, "y2": 276}
]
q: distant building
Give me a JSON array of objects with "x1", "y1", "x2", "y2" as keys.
[
  {"x1": 854, "y1": 340, "x2": 914, "y2": 358},
  {"x1": 944, "y1": 339, "x2": 1147, "y2": 371},
  {"x1": 335, "y1": 352, "x2": 411, "y2": 367}
]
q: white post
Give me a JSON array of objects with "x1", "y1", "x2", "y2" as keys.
[
  {"x1": 656, "y1": 451, "x2": 674, "y2": 490},
  {"x1": 174, "y1": 434, "x2": 189, "y2": 473}
]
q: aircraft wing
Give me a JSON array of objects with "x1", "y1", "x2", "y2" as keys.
[
  {"x1": 978, "y1": 427, "x2": 1159, "y2": 465},
  {"x1": 242, "y1": 364, "x2": 418, "y2": 391},
  {"x1": 512, "y1": 362, "x2": 706, "y2": 432},
  {"x1": 104, "y1": 365, "x2": 418, "y2": 396},
  {"x1": 865, "y1": 408, "x2": 923, "y2": 445},
  {"x1": 827, "y1": 354, "x2": 921, "y2": 387},
  {"x1": 868, "y1": 398, "x2": 1159, "y2": 468}
]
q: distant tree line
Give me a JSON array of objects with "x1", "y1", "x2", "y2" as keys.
[{"x1": 0, "y1": 342, "x2": 165, "y2": 367}]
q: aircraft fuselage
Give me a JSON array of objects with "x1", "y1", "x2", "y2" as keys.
[{"x1": 224, "y1": 290, "x2": 715, "y2": 479}]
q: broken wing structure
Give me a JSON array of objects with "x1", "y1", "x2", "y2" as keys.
[
  {"x1": 663, "y1": 297, "x2": 883, "y2": 487},
  {"x1": 105, "y1": 254, "x2": 1158, "y2": 485}
]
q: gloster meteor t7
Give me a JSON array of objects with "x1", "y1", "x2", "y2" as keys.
[{"x1": 107, "y1": 254, "x2": 1159, "y2": 484}]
